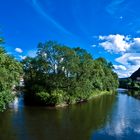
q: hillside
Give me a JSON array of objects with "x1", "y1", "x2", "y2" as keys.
[
  {"x1": 130, "y1": 68, "x2": 140, "y2": 81},
  {"x1": 119, "y1": 67, "x2": 140, "y2": 90}
]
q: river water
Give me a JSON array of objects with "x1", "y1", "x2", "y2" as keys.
[{"x1": 1, "y1": 89, "x2": 140, "y2": 140}]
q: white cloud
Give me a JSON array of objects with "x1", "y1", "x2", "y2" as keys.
[
  {"x1": 99, "y1": 34, "x2": 131, "y2": 53},
  {"x1": 116, "y1": 53, "x2": 140, "y2": 66},
  {"x1": 15, "y1": 48, "x2": 23, "y2": 53},
  {"x1": 134, "y1": 38, "x2": 140, "y2": 43},
  {"x1": 92, "y1": 44, "x2": 96, "y2": 47},
  {"x1": 113, "y1": 65, "x2": 126, "y2": 71},
  {"x1": 115, "y1": 53, "x2": 140, "y2": 77},
  {"x1": 113, "y1": 64, "x2": 128, "y2": 78},
  {"x1": 128, "y1": 38, "x2": 140, "y2": 53},
  {"x1": 99, "y1": 34, "x2": 140, "y2": 54},
  {"x1": 116, "y1": 71, "x2": 130, "y2": 78},
  {"x1": 97, "y1": 34, "x2": 140, "y2": 78},
  {"x1": 19, "y1": 55, "x2": 26, "y2": 60}
]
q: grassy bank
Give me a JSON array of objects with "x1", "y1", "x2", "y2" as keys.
[
  {"x1": 89, "y1": 90, "x2": 115, "y2": 99},
  {"x1": 55, "y1": 90, "x2": 115, "y2": 108},
  {"x1": 24, "y1": 89, "x2": 116, "y2": 108}
]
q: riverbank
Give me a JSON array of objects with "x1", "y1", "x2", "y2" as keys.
[
  {"x1": 89, "y1": 90, "x2": 115, "y2": 99},
  {"x1": 23, "y1": 88, "x2": 117, "y2": 108},
  {"x1": 126, "y1": 90, "x2": 140, "y2": 99},
  {"x1": 117, "y1": 88, "x2": 140, "y2": 100},
  {"x1": 55, "y1": 90, "x2": 115, "y2": 108}
]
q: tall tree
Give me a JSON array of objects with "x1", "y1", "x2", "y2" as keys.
[{"x1": 23, "y1": 41, "x2": 119, "y2": 106}]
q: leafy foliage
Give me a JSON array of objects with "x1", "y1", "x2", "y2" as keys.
[
  {"x1": 0, "y1": 90, "x2": 14, "y2": 111},
  {"x1": 23, "y1": 41, "x2": 118, "y2": 106},
  {"x1": 0, "y1": 38, "x2": 23, "y2": 111}
]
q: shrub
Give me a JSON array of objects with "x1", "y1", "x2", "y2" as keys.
[
  {"x1": 37, "y1": 89, "x2": 66, "y2": 105},
  {"x1": 0, "y1": 91, "x2": 14, "y2": 112},
  {"x1": 36, "y1": 92, "x2": 50, "y2": 105},
  {"x1": 49, "y1": 89, "x2": 65, "y2": 105},
  {"x1": 65, "y1": 95, "x2": 76, "y2": 104}
]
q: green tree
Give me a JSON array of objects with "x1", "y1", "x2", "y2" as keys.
[
  {"x1": 23, "y1": 41, "x2": 118, "y2": 106},
  {"x1": 0, "y1": 38, "x2": 22, "y2": 111}
]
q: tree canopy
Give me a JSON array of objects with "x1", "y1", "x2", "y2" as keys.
[
  {"x1": 0, "y1": 38, "x2": 22, "y2": 111},
  {"x1": 23, "y1": 41, "x2": 118, "y2": 106}
]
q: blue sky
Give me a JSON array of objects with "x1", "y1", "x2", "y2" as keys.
[{"x1": 1, "y1": 0, "x2": 140, "y2": 77}]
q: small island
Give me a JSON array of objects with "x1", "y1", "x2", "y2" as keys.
[{"x1": 22, "y1": 41, "x2": 119, "y2": 107}]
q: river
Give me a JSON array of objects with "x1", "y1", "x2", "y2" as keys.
[{"x1": 0, "y1": 89, "x2": 140, "y2": 140}]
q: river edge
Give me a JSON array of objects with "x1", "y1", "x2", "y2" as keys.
[
  {"x1": 10, "y1": 90, "x2": 116, "y2": 109},
  {"x1": 117, "y1": 88, "x2": 140, "y2": 99},
  {"x1": 123, "y1": 89, "x2": 140, "y2": 99},
  {"x1": 55, "y1": 90, "x2": 116, "y2": 108}
]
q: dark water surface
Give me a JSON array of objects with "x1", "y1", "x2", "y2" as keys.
[{"x1": 1, "y1": 90, "x2": 140, "y2": 140}]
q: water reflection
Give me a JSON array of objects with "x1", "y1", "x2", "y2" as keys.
[
  {"x1": 128, "y1": 90, "x2": 140, "y2": 99},
  {"x1": 2, "y1": 91, "x2": 140, "y2": 140},
  {"x1": 93, "y1": 93, "x2": 140, "y2": 140},
  {"x1": 0, "y1": 94, "x2": 115, "y2": 140},
  {"x1": 9, "y1": 95, "x2": 24, "y2": 112}
]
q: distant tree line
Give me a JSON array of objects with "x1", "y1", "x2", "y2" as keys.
[
  {"x1": 22, "y1": 41, "x2": 119, "y2": 106},
  {"x1": 119, "y1": 68, "x2": 140, "y2": 90}
]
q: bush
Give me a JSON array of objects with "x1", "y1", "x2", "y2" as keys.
[
  {"x1": 36, "y1": 92, "x2": 50, "y2": 105},
  {"x1": 49, "y1": 89, "x2": 65, "y2": 105},
  {"x1": 65, "y1": 95, "x2": 76, "y2": 104},
  {"x1": 0, "y1": 91, "x2": 14, "y2": 112},
  {"x1": 37, "y1": 89, "x2": 66, "y2": 105}
]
